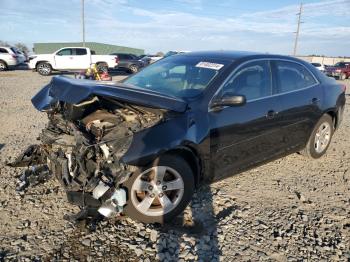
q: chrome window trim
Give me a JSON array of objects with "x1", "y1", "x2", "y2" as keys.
[{"x1": 208, "y1": 58, "x2": 320, "y2": 112}]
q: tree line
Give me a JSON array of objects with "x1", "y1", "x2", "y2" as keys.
[{"x1": 0, "y1": 40, "x2": 29, "y2": 54}]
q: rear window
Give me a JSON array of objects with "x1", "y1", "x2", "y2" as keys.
[
  {"x1": 74, "y1": 48, "x2": 87, "y2": 55},
  {"x1": 0, "y1": 48, "x2": 8, "y2": 54},
  {"x1": 10, "y1": 47, "x2": 18, "y2": 54},
  {"x1": 275, "y1": 61, "x2": 317, "y2": 93}
]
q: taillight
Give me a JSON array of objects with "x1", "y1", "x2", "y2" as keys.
[
  {"x1": 11, "y1": 54, "x2": 18, "y2": 59},
  {"x1": 115, "y1": 56, "x2": 119, "y2": 63}
]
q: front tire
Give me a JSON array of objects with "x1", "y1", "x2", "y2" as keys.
[
  {"x1": 301, "y1": 114, "x2": 333, "y2": 159},
  {"x1": 36, "y1": 62, "x2": 52, "y2": 76},
  {"x1": 123, "y1": 154, "x2": 195, "y2": 224},
  {"x1": 0, "y1": 61, "x2": 7, "y2": 71}
]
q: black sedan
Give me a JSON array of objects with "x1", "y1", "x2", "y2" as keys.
[
  {"x1": 10, "y1": 51, "x2": 346, "y2": 224},
  {"x1": 110, "y1": 53, "x2": 145, "y2": 73}
]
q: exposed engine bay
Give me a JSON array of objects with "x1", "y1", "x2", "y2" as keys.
[{"x1": 9, "y1": 95, "x2": 164, "y2": 221}]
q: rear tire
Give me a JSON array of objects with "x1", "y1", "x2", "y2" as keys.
[
  {"x1": 0, "y1": 61, "x2": 7, "y2": 71},
  {"x1": 129, "y1": 64, "x2": 139, "y2": 74},
  {"x1": 340, "y1": 73, "x2": 346, "y2": 80},
  {"x1": 123, "y1": 154, "x2": 195, "y2": 224},
  {"x1": 300, "y1": 114, "x2": 333, "y2": 159},
  {"x1": 37, "y1": 62, "x2": 52, "y2": 76},
  {"x1": 97, "y1": 63, "x2": 108, "y2": 73}
]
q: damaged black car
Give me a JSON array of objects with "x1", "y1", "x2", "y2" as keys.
[{"x1": 10, "y1": 51, "x2": 346, "y2": 224}]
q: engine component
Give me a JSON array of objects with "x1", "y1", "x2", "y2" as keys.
[
  {"x1": 98, "y1": 188, "x2": 127, "y2": 217},
  {"x1": 9, "y1": 96, "x2": 163, "y2": 221}
]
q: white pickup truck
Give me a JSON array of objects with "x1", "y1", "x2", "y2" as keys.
[{"x1": 28, "y1": 47, "x2": 119, "y2": 76}]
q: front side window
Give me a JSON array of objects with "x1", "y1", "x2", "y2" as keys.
[
  {"x1": 57, "y1": 48, "x2": 72, "y2": 56},
  {"x1": 221, "y1": 60, "x2": 272, "y2": 101},
  {"x1": 275, "y1": 61, "x2": 317, "y2": 94},
  {"x1": 124, "y1": 56, "x2": 229, "y2": 98},
  {"x1": 74, "y1": 48, "x2": 87, "y2": 55}
]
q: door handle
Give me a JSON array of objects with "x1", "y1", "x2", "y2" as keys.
[
  {"x1": 311, "y1": 98, "x2": 320, "y2": 104},
  {"x1": 266, "y1": 110, "x2": 278, "y2": 119}
]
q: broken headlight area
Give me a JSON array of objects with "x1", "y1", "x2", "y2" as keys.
[{"x1": 8, "y1": 96, "x2": 164, "y2": 221}]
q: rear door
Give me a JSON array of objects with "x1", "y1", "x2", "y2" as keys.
[
  {"x1": 271, "y1": 60, "x2": 323, "y2": 151},
  {"x1": 210, "y1": 60, "x2": 287, "y2": 180},
  {"x1": 72, "y1": 48, "x2": 90, "y2": 69}
]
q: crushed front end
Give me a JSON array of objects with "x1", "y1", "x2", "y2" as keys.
[{"x1": 9, "y1": 95, "x2": 163, "y2": 221}]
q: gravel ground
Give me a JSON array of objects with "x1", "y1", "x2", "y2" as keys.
[{"x1": 0, "y1": 69, "x2": 349, "y2": 261}]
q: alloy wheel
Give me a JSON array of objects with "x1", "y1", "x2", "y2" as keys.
[
  {"x1": 130, "y1": 166, "x2": 184, "y2": 217},
  {"x1": 0, "y1": 62, "x2": 6, "y2": 71},
  {"x1": 130, "y1": 65, "x2": 138, "y2": 73},
  {"x1": 314, "y1": 122, "x2": 331, "y2": 153},
  {"x1": 38, "y1": 63, "x2": 51, "y2": 75}
]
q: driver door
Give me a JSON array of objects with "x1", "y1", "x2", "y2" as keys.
[
  {"x1": 54, "y1": 48, "x2": 73, "y2": 69},
  {"x1": 209, "y1": 60, "x2": 287, "y2": 181}
]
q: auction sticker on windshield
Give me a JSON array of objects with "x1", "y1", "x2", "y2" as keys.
[{"x1": 195, "y1": 62, "x2": 224, "y2": 70}]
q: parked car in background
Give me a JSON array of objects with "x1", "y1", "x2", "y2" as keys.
[
  {"x1": 138, "y1": 55, "x2": 152, "y2": 66},
  {"x1": 163, "y1": 50, "x2": 190, "y2": 58},
  {"x1": 15, "y1": 49, "x2": 28, "y2": 64},
  {"x1": 0, "y1": 46, "x2": 21, "y2": 71},
  {"x1": 311, "y1": 62, "x2": 325, "y2": 72},
  {"x1": 28, "y1": 47, "x2": 119, "y2": 76},
  {"x1": 325, "y1": 62, "x2": 350, "y2": 80},
  {"x1": 109, "y1": 53, "x2": 145, "y2": 73},
  {"x1": 12, "y1": 51, "x2": 345, "y2": 224},
  {"x1": 147, "y1": 54, "x2": 163, "y2": 63}
]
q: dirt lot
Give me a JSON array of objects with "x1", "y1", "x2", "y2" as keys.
[{"x1": 0, "y1": 70, "x2": 349, "y2": 261}]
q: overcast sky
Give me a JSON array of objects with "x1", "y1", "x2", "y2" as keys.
[{"x1": 1, "y1": 0, "x2": 349, "y2": 56}]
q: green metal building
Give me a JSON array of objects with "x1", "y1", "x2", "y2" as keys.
[{"x1": 33, "y1": 42, "x2": 144, "y2": 56}]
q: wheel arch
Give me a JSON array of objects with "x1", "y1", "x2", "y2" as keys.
[
  {"x1": 163, "y1": 146, "x2": 202, "y2": 188},
  {"x1": 325, "y1": 109, "x2": 338, "y2": 129},
  {"x1": 96, "y1": 61, "x2": 108, "y2": 66},
  {"x1": 35, "y1": 60, "x2": 51, "y2": 68},
  {"x1": 0, "y1": 59, "x2": 8, "y2": 66}
]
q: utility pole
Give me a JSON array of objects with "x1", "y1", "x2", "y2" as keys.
[
  {"x1": 82, "y1": 0, "x2": 85, "y2": 46},
  {"x1": 293, "y1": 3, "x2": 303, "y2": 56}
]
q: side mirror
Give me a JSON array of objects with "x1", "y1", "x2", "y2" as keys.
[{"x1": 211, "y1": 93, "x2": 246, "y2": 110}]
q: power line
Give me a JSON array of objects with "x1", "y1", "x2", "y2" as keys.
[{"x1": 293, "y1": 3, "x2": 303, "y2": 56}]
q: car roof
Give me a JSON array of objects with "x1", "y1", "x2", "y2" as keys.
[{"x1": 181, "y1": 50, "x2": 302, "y2": 62}]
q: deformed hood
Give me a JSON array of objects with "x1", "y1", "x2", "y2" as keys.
[{"x1": 32, "y1": 76, "x2": 188, "y2": 112}]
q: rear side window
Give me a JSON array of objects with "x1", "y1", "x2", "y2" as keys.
[
  {"x1": 57, "y1": 48, "x2": 72, "y2": 56},
  {"x1": 0, "y1": 48, "x2": 8, "y2": 53},
  {"x1": 222, "y1": 60, "x2": 272, "y2": 101},
  {"x1": 275, "y1": 61, "x2": 317, "y2": 94},
  {"x1": 74, "y1": 48, "x2": 87, "y2": 55}
]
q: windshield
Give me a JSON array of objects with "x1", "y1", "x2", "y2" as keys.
[{"x1": 124, "y1": 55, "x2": 229, "y2": 98}]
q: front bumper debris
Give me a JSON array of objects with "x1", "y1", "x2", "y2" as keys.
[{"x1": 8, "y1": 96, "x2": 162, "y2": 222}]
